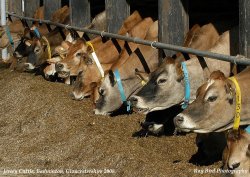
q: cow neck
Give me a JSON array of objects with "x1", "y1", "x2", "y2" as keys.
[
  {"x1": 134, "y1": 48, "x2": 150, "y2": 74},
  {"x1": 3, "y1": 25, "x2": 14, "y2": 49},
  {"x1": 113, "y1": 69, "x2": 131, "y2": 112},
  {"x1": 181, "y1": 62, "x2": 190, "y2": 109},
  {"x1": 86, "y1": 41, "x2": 105, "y2": 78},
  {"x1": 246, "y1": 126, "x2": 250, "y2": 134}
]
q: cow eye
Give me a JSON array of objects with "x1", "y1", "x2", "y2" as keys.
[
  {"x1": 99, "y1": 88, "x2": 105, "y2": 96},
  {"x1": 207, "y1": 96, "x2": 217, "y2": 102},
  {"x1": 157, "y1": 78, "x2": 167, "y2": 85},
  {"x1": 76, "y1": 53, "x2": 82, "y2": 58},
  {"x1": 35, "y1": 48, "x2": 40, "y2": 53}
]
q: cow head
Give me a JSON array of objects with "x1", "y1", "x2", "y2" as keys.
[
  {"x1": 55, "y1": 39, "x2": 93, "y2": 78},
  {"x1": 130, "y1": 57, "x2": 184, "y2": 114},
  {"x1": 174, "y1": 71, "x2": 235, "y2": 133},
  {"x1": 94, "y1": 70, "x2": 143, "y2": 115},
  {"x1": 222, "y1": 129, "x2": 250, "y2": 173}
]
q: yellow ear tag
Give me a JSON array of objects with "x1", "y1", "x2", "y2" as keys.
[{"x1": 141, "y1": 80, "x2": 146, "y2": 86}]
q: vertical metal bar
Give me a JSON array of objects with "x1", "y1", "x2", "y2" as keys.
[
  {"x1": 158, "y1": 0, "x2": 189, "y2": 59},
  {"x1": 70, "y1": 0, "x2": 91, "y2": 27},
  {"x1": 105, "y1": 0, "x2": 130, "y2": 33},
  {"x1": 24, "y1": 0, "x2": 40, "y2": 26},
  {"x1": 1, "y1": 0, "x2": 8, "y2": 60}
]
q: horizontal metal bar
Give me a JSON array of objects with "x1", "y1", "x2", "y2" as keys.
[{"x1": 6, "y1": 12, "x2": 250, "y2": 65}]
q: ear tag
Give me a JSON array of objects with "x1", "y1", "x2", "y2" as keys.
[{"x1": 141, "y1": 80, "x2": 146, "y2": 86}]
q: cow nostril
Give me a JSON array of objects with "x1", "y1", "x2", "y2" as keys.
[
  {"x1": 231, "y1": 162, "x2": 240, "y2": 170},
  {"x1": 130, "y1": 96, "x2": 138, "y2": 105},
  {"x1": 175, "y1": 116, "x2": 184, "y2": 125}
]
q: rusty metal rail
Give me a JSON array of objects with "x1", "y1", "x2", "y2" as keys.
[{"x1": 6, "y1": 12, "x2": 250, "y2": 65}]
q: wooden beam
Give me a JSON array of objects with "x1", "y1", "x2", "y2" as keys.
[
  {"x1": 69, "y1": 0, "x2": 91, "y2": 27},
  {"x1": 239, "y1": 0, "x2": 250, "y2": 57},
  {"x1": 44, "y1": 0, "x2": 61, "y2": 20},
  {"x1": 105, "y1": 0, "x2": 130, "y2": 33},
  {"x1": 8, "y1": 0, "x2": 22, "y2": 16},
  {"x1": 158, "y1": 0, "x2": 189, "y2": 58},
  {"x1": 24, "y1": 0, "x2": 40, "y2": 26}
]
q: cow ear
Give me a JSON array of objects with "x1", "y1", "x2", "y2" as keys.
[
  {"x1": 108, "y1": 70, "x2": 116, "y2": 86},
  {"x1": 175, "y1": 62, "x2": 184, "y2": 82},
  {"x1": 135, "y1": 68, "x2": 149, "y2": 83},
  {"x1": 86, "y1": 45, "x2": 94, "y2": 55},
  {"x1": 23, "y1": 28, "x2": 32, "y2": 39},
  {"x1": 61, "y1": 41, "x2": 72, "y2": 50}
]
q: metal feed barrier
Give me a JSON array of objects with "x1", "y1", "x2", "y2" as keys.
[{"x1": 5, "y1": 12, "x2": 250, "y2": 66}]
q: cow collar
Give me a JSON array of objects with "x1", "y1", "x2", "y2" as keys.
[
  {"x1": 31, "y1": 26, "x2": 41, "y2": 38},
  {"x1": 4, "y1": 25, "x2": 14, "y2": 48},
  {"x1": 113, "y1": 69, "x2": 131, "y2": 112},
  {"x1": 228, "y1": 77, "x2": 241, "y2": 130},
  {"x1": 181, "y1": 62, "x2": 190, "y2": 109},
  {"x1": 86, "y1": 41, "x2": 105, "y2": 78},
  {"x1": 245, "y1": 126, "x2": 250, "y2": 134}
]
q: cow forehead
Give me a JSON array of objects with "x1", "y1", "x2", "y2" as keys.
[
  {"x1": 205, "y1": 79, "x2": 215, "y2": 91},
  {"x1": 67, "y1": 43, "x2": 87, "y2": 56}
]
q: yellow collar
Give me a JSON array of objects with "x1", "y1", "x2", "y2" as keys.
[{"x1": 228, "y1": 77, "x2": 241, "y2": 130}]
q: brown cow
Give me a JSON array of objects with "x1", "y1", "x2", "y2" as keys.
[
  {"x1": 174, "y1": 67, "x2": 250, "y2": 133},
  {"x1": 55, "y1": 11, "x2": 143, "y2": 80},
  {"x1": 130, "y1": 23, "x2": 227, "y2": 114},
  {"x1": 222, "y1": 129, "x2": 250, "y2": 177},
  {"x1": 71, "y1": 17, "x2": 154, "y2": 100},
  {"x1": 94, "y1": 20, "x2": 159, "y2": 115}
]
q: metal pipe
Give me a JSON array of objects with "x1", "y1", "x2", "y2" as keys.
[
  {"x1": 6, "y1": 12, "x2": 250, "y2": 65},
  {"x1": 1, "y1": 0, "x2": 8, "y2": 61}
]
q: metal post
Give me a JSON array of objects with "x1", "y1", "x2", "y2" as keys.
[{"x1": 1, "y1": 0, "x2": 8, "y2": 61}]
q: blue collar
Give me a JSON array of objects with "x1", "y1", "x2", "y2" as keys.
[
  {"x1": 181, "y1": 62, "x2": 190, "y2": 109},
  {"x1": 113, "y1": 69, "x2": 131, "y2": 112},
  {"x1": 33, "y1": 27, "x2": 41, "y2": 38},
  {"x1": 5, "y1": 26, "x2": 14, "y2": 48},
  {"x1": 245, "y1": 125, "x2": 250, "y2": 134}
]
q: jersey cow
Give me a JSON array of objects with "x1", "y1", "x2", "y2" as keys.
[
  {"x1": 131, "y1": 26, "x2": 231, "y2": 114},
  {"x1": 71, "y1": 17, "x2": 154, "y2": 100},
  {"x1": 174, "y1": 67, "x2": 250, "y2": 133},
  {"x1": 222, "y1": 129, "x2": 250, "y2": 177},
  {"x1": 94, "y1": 20, "x2": 159, "y2": 115},
  {"x1": 55, "y1": 11, "x2": 142, "y2": 82}
]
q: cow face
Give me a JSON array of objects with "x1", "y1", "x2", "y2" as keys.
[
  {"x1": 131, "y1": 58, "x2": 184, "y2": 114},
  {"x1": 23, "y1": 39, "x2": 48, "y2": 71},
  {"x1": 223, "y1": 129, "x2": 250, "y2": 173},
  {"x1": 94, "y1": 70, "x2": 142, "y2": 115},
  {"x1": 55, "y1": 39, "x2": 92, "y2": 78},
  {"x1": 174, "y1": 71, "x2": 235, "y2": 133}
]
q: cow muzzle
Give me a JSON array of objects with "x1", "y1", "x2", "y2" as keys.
[
  {"x1": 129, "y1": 96, "x2": 149, "y2": 114},
  {"x1": 174, "y1": 113, "x2": 196, "y2": 132},
  {"x1": 24, "y1": 63, "x2": 35, "y2": 71}
]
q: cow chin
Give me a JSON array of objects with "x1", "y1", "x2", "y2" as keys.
[
  {"x1": 93, "y1": 109, "x2": 111, "y2": 116},
  {"x1": 58, "y1": 71, "x2": 70, "y2": 78},
  {"x1": 24, "y1": 63, "x2": 36, "y2": 71}
]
